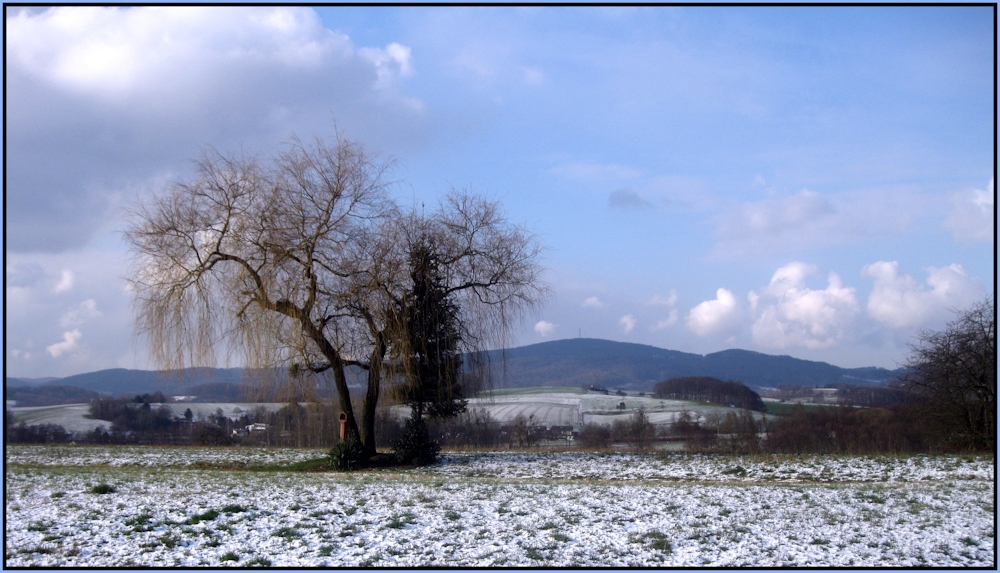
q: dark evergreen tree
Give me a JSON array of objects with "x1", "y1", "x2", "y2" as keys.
[{"x1": 399, "y1": 238, "x2": 467, "y2": 420}]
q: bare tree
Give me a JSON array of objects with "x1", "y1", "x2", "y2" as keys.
[
  {"x1": 896, "y1": 297, "x2": 995, "y2": 451},
  {"x1": 126, "y1": 134, "x2": 547, "y2": 459}
]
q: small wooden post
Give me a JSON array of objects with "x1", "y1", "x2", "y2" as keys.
[{"x1": 339, "y1": 412, "x2": 348, "y2": 440}]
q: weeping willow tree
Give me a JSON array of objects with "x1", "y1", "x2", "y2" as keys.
[{"x1": 125, "y1": 134, "x2": 547, "y2": 458}]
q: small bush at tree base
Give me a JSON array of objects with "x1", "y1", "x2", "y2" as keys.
[
  {"x1": 328, "y1": 438, "x2": 366, "y2": 471},
  {"x1": 391, "y1": 413, "x2": 440, "y2": 467}
]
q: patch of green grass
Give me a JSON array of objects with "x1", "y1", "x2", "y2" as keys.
[
  {"x1": 141, "y1": 533, "x2": 179, "y2": 550},
  {"x1": 248, "y1": 457, "x2": 331, "y2": 472},
  {"x1": 722, "y1": 466, "x2": 747, "y2": 477},
  {"x1": 245, "y1": 556, "x2": 271, "y2": 567},
  {"x1": 26, "y1": 521, "x2": 49, "y2": 532},
  {"x1": 526, "y1": 547, "x2": 544, "y2": 560},
  {"x1": 631, "y1": 530, "x2": 673, "y2": 554},
  {"x1": 318, "y1": 545, "x2": 335, "y2": 557},
  {"x1": 90, "y1": 483, "x2": 116, "y2": 495},
  {"x1": 386, "y1": 512, "x2": 418, "y2": 529},
  {"x1": 189, "y1": 509, "x2": 219, "y2": 524},
  {"x1": 20, "y1": 546, "x2": 55, "y2": 555},
  {"x1": 49, "y1": 491, "x2": 65, "y2": 499},
  {"x1": 444, "y1": 509, "x2": 461, "y2": 521},
  {"x1": 858, "y1": 492, "x2": 886, "y2": 504},
  {"x1": 221, "y1": 504, "x2": 247, "y2": 514},
  {"x1": 552, "y1": 532, "x2": 570, "y2": 542},
  {"x1": 220, "y1": 551, "x2": 239, "y2": 562},
  {"x1": 125, "y1": 512, "x2": 155, "y2": 532},
  {"x1": 273, "y1": 526, "x2": 301, "y2": 539}
]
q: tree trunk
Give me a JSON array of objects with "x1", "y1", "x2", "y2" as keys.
[
  {"x1": 329, "y1": 350, "x2": 361, "y2": 444},
  {"x1": 361, "y1": 335, "x2": 387, "y2": 457}
]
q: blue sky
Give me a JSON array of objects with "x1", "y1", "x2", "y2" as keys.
[{"x1": 4, "y1": 6, "x2": 994, "y2": 377}]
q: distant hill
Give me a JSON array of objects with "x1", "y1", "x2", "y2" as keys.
[
  {"x1": 5, "y1": 338, "x2": 903, "y2": 399},
  {"x1": 6, "y1": 385, "x2": 100, "y2": 407},
  {"x1": 480, "y1": 338, "x2": 902, "y2": 391}
]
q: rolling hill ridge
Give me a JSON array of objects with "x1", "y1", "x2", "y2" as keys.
[{"x1": 6, "y1": 339, "x2": 903, "y2": 401}]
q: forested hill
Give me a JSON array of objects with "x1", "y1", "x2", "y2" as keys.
[
  {"x1": 6, "y1": 368, "x2": 246, "y2": 395},
  {"x1": 6, "y1": 338, "x2": 902, "y2": 399},
  {"x1": 481, "y1": 338, "x2": 902, "y2": 390}
]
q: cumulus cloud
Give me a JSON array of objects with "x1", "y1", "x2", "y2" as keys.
[
  {"x1": 52, "y1": 269, "x2": 74, "y2": 293},
  {"x1": 534, "y1": 320, "x2": 556, "y2": 336},
  {"x1": 713, "y1": 188, "x2": 924, "y2": 258},
  {"x1": 47, "y1": 329, "x2": 82, "y2": 357},
  {"x1": 649, "y1": 290, "x2": 678, "y2": 330},
  {"x1": 10, "y1": 348, "x2": 33, "y2": 361},
  {"x1": 619, "y1": 314, "x2": 637, "y2": 333},
  {"x1": 652, "y1": 309, "x2": 678, "y2": 330},
  {"x1": 582, "y1": 296, "x2": 605, "y2": 309},
  {"x1": 944, "y1": 179, "x2": 994, "y2": 243},
  {"x1": 649, "y1": 291, "x2": 678, "y2": 307},
  {"x1": 687, "y1": 288, "x2": 742, "y2": 338},
  {"x1": 862, "y1": 261, "x2": 983, "y2": 329},
  {"x1": 6, "y1": 6, "x2": 424, "y2": 252},
  {"x1": 59, "y1": 299, "x2": 102, "y2": 327},
  {"x1": 359, "y1": 42, "x2": 418, "y2": 98},
  {"x1": 749, "y1": 262, "x2": 859, "y2": 350}
]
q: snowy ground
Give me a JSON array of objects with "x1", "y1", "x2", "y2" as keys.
[{"x1": 5, "y1": 447, "x2": 994, "y2": 567}]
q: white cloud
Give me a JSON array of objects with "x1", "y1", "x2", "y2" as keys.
[
  {"x1": 6, "y1": 6, "x2": 426, "y2": 253},
  {"x1": 52, "y1": 269, "x2": 74, "y2": 293},
  {"x1": 649, "y1": 290, "x2": 678, "y2": 330},
  {"x1": 652, "y1": 309, "x2": 678, "y2": 330},
  {"x1": 359, "y1": 42, "x2": 416, "y2": 96},
  {"x1": 862, "y1": 261, "x2": 983, "y2": 329},
  {"x1": 619, "y1": 314, "x2": 637, "y2": 333},
  {"x1": 60, "y1": 299, "x2": 102, "y2": 327},
  {"x1": 582, "y1": 296, "x2": 604, "y2": 309},
  {"x1": 7, "y1": 7, "x2": 357, "y2": 99},
  {"x1": 534, "y1": 320, "x2": 556, "y2": 336},
  {"x1": 687, "y1": 288, "x2": 742, "y2": 338},
  {"x1": 749, "y1": 262, "x2": 859, "y2": 350},
  {"x1": 944, "y1": 179, "x2": 994, "y2": 243},
  {"x1": 713, "y1": 188, "x2": 925, "y2": 258},
  {"x1": 47, "y1": 329, "x2": 82, "y2": 357},
  {"x1": 12, "y1": 350, "x2": 31, "y2": 360},
  {"x1": 649, "y1": 291, "x2": 678, "y2": 307}
]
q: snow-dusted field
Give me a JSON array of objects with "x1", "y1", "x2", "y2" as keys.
[
  {"x1": 465, "y1": 387, "x2": 756, "y2": 427},
  {"x1": 5, "y1": 447, "x2": 994, "y2": 567}
]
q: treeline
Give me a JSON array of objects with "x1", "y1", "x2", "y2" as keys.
[{"x1": 653, "y1": 377, "x2": 766, "y2": 412}]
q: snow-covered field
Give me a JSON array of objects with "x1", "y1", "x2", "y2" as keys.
[
  {"x1": 466, "y1": 387, "x2": 761, "y2": 428},
  {"x1": 5, "y1": 447, "x2": 994, "y2": 567}
]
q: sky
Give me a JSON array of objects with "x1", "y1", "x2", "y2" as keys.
[{"x1": 4, "y1": 5, "x2": 995, "y2": 378}]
